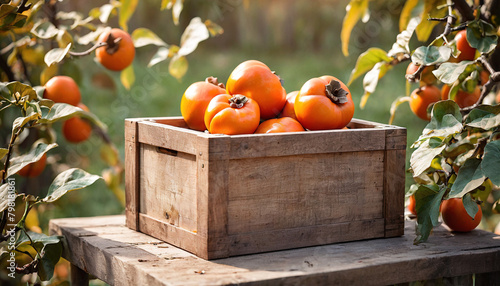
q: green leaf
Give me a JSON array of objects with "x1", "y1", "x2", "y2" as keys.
[
  {"x1": 415, "y1": 0, "x2": 447, "y2": 42},
  {"x1": 399, "y1": 0, "x2": 419, "y2": 32},
  {"x1": 419, "y1": 100, "x2": 463, "y2": 140},
  {"x1": 148, "y1": 46, "x2": 169, "y2": 67},
  {"x1": 178, "y1": 17, "x2": 209, "y2": 57},
  {"x1": 414, "y1": 184, "x2": 446, "y2": 243},
  {"x1": 31, "y1": 21, "x2": 59, "y2": 39},
  {"x1": 39, "y1": 103, "x2": 107, "y2": 131},
  {"x1": 131, "y1": 27, "x2": 168, "y2": 48},
  {"x1": 410, "y1": 139, "x2": 447, "y2": 177},
  {"x1": 348, "y1": 48, "x2": 391, "y2": 86},
  {"x1": 37, "y1": 240, "x2": 62, "y2": 281},
  {"x1": 169, "y1": 54, "x2": 188, "y2": 80},
  {"x1": 432, "y1": 61, "x2": 475, "y2": 84},
  {"x1": 118, "y1": 0, "x2": 138, "y2": 32},
  {"x1": 341, "y1": 0, "x2": 370, "y2": 56},
  {"x1": 7, "y1": 142, "x2": 57, "y2": 177},
  {"x1": 44, "y1": 43, "x2": 71, "y2": 66},
  {"x1": 120, "y1": 65, "x2": 135, "y2": 90},
  {"x1": 467, "y1": 20, "x2": 498, "y2": 54},
  {"x1": 42, "y1": 168, "x2": 101, "y2": 203},
  {"x1": 16, "y1": 231, "x2": 63, "y2": 281},
  {"x1": 462, "y1": 193, "x2": 480, "y2": 219},
  {"x1": 389, "y1": 17, "x2": 420, "y2": 57},
  {"x1": 465, "y1": 105, "x2": 500, "y2": 130},
  {"x1": 411, "y1": 45, "x2": 452, "y2": 66},
  {"x1": 449, "y1": 158, "x2": 486, "y2": 198},
  {"x1": 481, "y1": 140, "x2": 500, "y2": 186}
]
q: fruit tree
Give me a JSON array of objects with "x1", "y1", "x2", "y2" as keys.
[
  {"x1": 0, "y1": 0, "x2": 222, "y2": 283},
  {"x1": 342, "y1": 0, "x2": 500, "y2": 242}
]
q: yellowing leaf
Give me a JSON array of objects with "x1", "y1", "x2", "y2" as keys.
[
  {"x1": 40, "y1": 64, "x2": 58, "y2": 85},
  {"x1": 341, "y1": 0, "x2": 370, "y2": 57},
  {"x1": 389, "y1": 96, "x2": 411, "y2": 125},
  {"x1": 399, "y1": 0, "x2": 419, "y2": 32},
  {"x1": 131, "y1": 27, "x2": 167, "y2": 48},
  {"x1": 415, "y1": 0, "x2": 447, "y2": 42},
  {"x1": 178, "y1": 17, "x2": 209, "y2": 57},
  {"x1": 172, "y1": 0, "x2": 183, "y2": 25},
  {"x1": 119, "y1": 0, "x2": 138, "y2": 32},
  {"x1": 169, "y1": 54, "x2": 188, "y2": 80},
  {"x1": 44, "y1": 43, "x2": 71, "y2": 66},
  {"x1": 205, "y1": 19, "x2": 224, "y2": 36},
  {"x1": 120, "y1": 64, "x2": 135, "y2": 90}
]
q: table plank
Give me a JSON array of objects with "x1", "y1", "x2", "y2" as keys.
[{"x1": 49, "y1": 215, "x2": 500, "y2": 286}]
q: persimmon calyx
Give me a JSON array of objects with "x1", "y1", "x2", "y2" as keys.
[
  {"x1": 205, "y1": 76, "x2": 225, "y2": 89},
  {"x1": 229, "y1": 95, "x2": 249, "y2": 108},
  {"x1": 104, "y1": 33, "x2": 123, "y2": 55},
  {"x1": 325, "y1": 79, "x2": 349, "y2": 104}
]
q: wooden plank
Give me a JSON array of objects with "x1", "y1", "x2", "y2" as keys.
[
  {"x1": 225, "y1": 128, "x2": 388, "y2": 159},
  {"x1": 205, "y1": 137, "x2": 231, "y2": 259},
  {"x1": 139, "y1": 144, "x2": 198, "y2": 232},
  {"x1": 125, "y1": 119, "x2": 140, "y2": 230},
  {"x1": 226, "y1": 218, "x2": 385, "y2": 257},
  {"x1": 50, "y1": 215, "x2": 500, "y2": 286},
  {"x1": 137, "y1": 120, "x2": 206, "y2": 155},
  {"x1": 385, "y1": 126, "x2": 407, "y2": 150},
  {"x1": 226, "y1": 152, "x2": 384, "y2": 234},
  {"x1": 138, "y1": 214, "x2": 208, "y2": 259},
  {"x1": 383, "y1": 148, "x2": 406, "y2": 237}
]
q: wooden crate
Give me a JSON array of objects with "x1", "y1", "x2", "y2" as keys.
[{"x1": 125, "y1": 117, "x2": 406, "y2": 260}]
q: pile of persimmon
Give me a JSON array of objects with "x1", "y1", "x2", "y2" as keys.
[
  {"x1": 406, "y1": 30, "x2": 488, "y2": 121},
  {"x1": 43, "y1": 76, "x2": 92, "y2": 143},
  {"x1": 180, "y1": 60, "x2": 354, "y2": 135}
]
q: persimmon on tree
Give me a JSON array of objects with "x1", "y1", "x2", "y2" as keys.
[
  {"x1": 0, "y1": 0, "x2": 222, "y2": 283},
  {"x1": 342, "y1": 0, "x2": 500, "y2": 242}
]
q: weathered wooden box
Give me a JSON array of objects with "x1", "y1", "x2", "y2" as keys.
[{"x1": 125, "y1": 117, "x2": 406, "y2": 259}]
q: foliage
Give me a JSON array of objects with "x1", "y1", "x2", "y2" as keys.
[
  {"x1": 0, "y1": 0, "x2": 222, "y2": 283},
  {"x1": 342, "y1": 0, "x2": 500, "y2": 243}
]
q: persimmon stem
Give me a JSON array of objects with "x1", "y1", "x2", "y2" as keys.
[
  {"x1": 325, "y1": 79, "x2": 348, "y2": 104},
  {"x1": 68, "y1": 38, "x2": 121, "y2": 57},
  {"x1": 205, "y1": 76, "x2": 225, "y2": 89},
  {"x1": 229, "y1": 95, "x2": 249, "y2": 108}
]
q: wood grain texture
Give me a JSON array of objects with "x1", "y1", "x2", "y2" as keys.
[
  {"x1": 383, "y1": 148, "x2": 406, "y2": 237},
  {"x1": 125, "y1": 119, "x2": 140, "y2": 230},
  {"x1": 126, "y1": 117, "x2": 407, "y2": 259},
  {"x1": 139, "y1": 144, "x2": 198, "y2": 232},
  {"x1": 50, "y1": 215, "x2": 500, "y2": 286},
  {"x1": 227, "y1": 152, "x2": 384, "y2": 234}
]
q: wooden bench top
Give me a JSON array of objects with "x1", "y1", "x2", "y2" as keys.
[{"x1": 49, "y1": 215, "x2": 500, "y2": 285}]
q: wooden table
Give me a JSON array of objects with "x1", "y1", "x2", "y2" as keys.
[{"x1": 49, "y1": 215, "x2": 500, "y2": 286}]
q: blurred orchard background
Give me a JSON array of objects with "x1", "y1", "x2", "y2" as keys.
[{"x1": 33, "y1": 0, "x2": 427, "y2": 232}]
